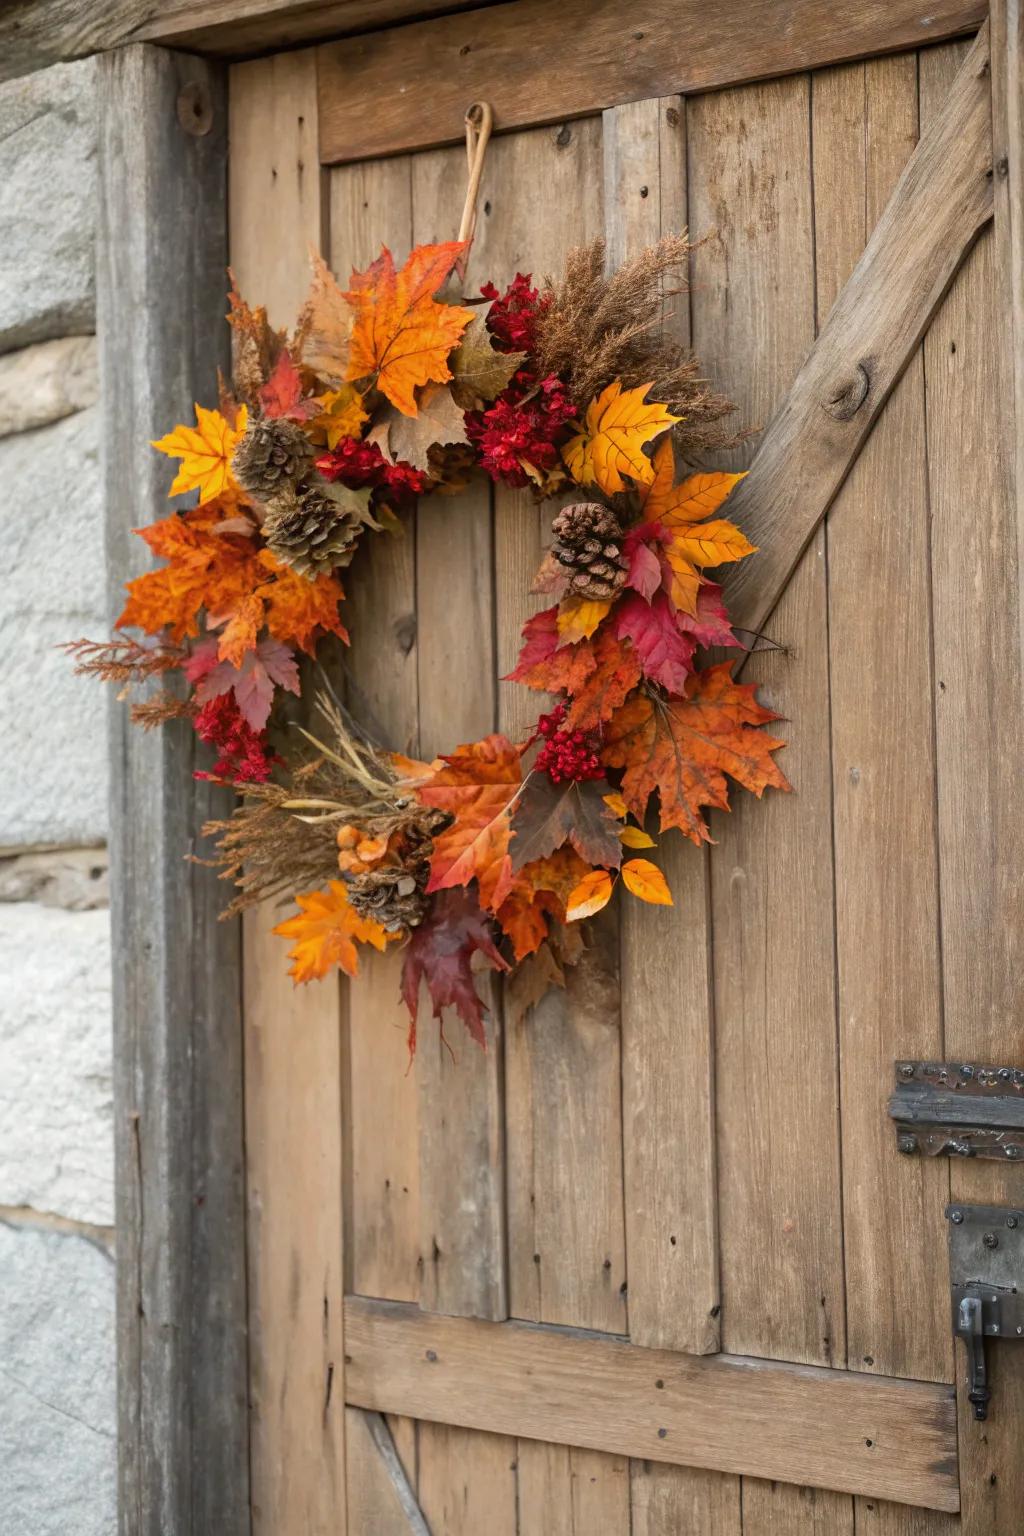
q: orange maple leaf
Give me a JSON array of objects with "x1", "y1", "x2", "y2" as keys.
[
  {"x1": 152, "y1": 403, "x2": 247, "y2": 502},
  {"x1": 563, "y1": 380, "x2": 678, "y2": 495},
  {"x1": 217, "y1": 592, "x2": 264, "y2": 667},
  {"x1": 506, "y1": 607, "x2": 599, "y2": 695},
  {"x1": 496, "y1": 847, "x2": 590, "y2": 960},
  {"x1": 274, "y1": 881, "x2": 393, "y2": 984},
  {"x1": 415, "y1": 734, "x2": 523, "y2": 913},
  {"x1": 255, "y1": 551, "x2": 349, "y2": 654},
  {"x1": 602, "y1": 665, "x2": 790, "y2": 845},
  {"x1": 562, "y1": 626, "x2": 642, "y2": 732},
  {"x1": 344, "y1": 243, "x2": 474, "y2": 417},
  {"x1": 117, "y1": 513, "x2": 261, "y2": 641},
  {"x1": 638, "y1": 440, "x2": 754, "y2": 616}
]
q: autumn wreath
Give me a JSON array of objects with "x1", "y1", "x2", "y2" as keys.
[{"x1": 72, "y1": 218, "x2": 790, "y2": 1049}]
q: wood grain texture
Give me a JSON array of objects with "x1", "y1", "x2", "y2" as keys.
[
  {"x1": 0, "y1": 0, "x2": 496, "y2": 81},
  {"x1": 517, "y1": 1439, "x2": 630, "y2": 1534},
  {"x1": 821, "y1": 53, "x2": 950, "y2": 1396},
  {"x1": 330, "y1": 156, "x2": 423, "y2": 1305},
  {"x1": 343, "y1": 1298, "x2": 960, "y2": 1512},
  {"x1": 417, "y1": 1422, "x2": 517, "y2": 1536},
  {"x1": 609, "y1": 96, "x2": 724, "y2": 1363},
  {"x1": 230, "y1": 50, "x2": 347, "y2": 1535},
  {"x1": 345, "y1": 1409, "x2": 430, "y2": 1534},
  {"x1": 409, "y1": 147, "x2": 507, "y2": 1324},
  {"x1": 316, "y1": 0, "x2": 986, "y2": 164},
  {"x1": 689, "y1": 74, "x2": 845, "y2": 1372},
  {"x1": 629, "y1": 1461, "x2": 741, "y2": 1536},
  {"x1": 723, "y1": 24, "x2": 994, "y2": 642},
  {"x1": 920, "y1": 40, "x2": 1024, "y2": 1536},
  {"x1": 98, "y1": 44, "x2": 249, "y2": 1536}
]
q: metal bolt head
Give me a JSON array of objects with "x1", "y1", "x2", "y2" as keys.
[
  {"x1": 950, "y1": 1209, "x2": 964, "y2": 1224},
  {"x1": 1006, "y1": 1145, "x2": 1023, "y2": 1160},
  {"x1": 984, "y1": 1231, "x2": 1000, "y2": 1249},
  {"x1": 898, "y1": 1062, "x2": 915, "y2": 1080},
  {"x1": 987, "y1": 1323, "x2": 1001, "y2": 1334},
  {"x1": 999, "y1": 1067, "x2": 1013, "y2": 1082},
  {"x1": 897, "y1": 1134, "x2": 918, "y2": 1155}
]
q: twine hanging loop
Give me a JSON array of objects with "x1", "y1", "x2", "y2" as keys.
[{"x1": 457, "y1": 101, "x2": 494, "y2": 247}]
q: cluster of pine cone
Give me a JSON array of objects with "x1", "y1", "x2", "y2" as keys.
[
  {"x1": 344, "y1": 807, "x2": 453, "y2": 933},
  {"x1": 551, "y1": 502, "x2": 627, "y2": 600},
  {"x1": 232, "y1": 417, "x2": 365, "y2": 578}
]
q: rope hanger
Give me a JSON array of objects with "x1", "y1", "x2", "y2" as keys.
[{"x1": 457, "y1": 101, "x2": 494, "y2": 247}]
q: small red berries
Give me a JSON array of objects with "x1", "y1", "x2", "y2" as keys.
[{"x1": 534, "y1": 703, "x2": 604, "y2": 784}]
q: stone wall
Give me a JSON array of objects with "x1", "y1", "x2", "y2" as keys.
[{"x1": 0, "y1": 57, "x2": 116, "y2": 1535}]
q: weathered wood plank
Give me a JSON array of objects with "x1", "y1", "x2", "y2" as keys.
[
  {"x1": 330, "y1": 155, "x2": 423, "y2": 1305},
  {"x1": 723, "y1": 24, "x2": 994, "y2": 642},
  {"x1": 417, "y1": 1423, "x2": 517, "y2": 1536},
  {"x1": 518, "y1": 1439, "x2": 631, "y2": 1534},
  {"x1": 230, "y1": 50, "x2": 348, "y2": 1534},
  {"x1": 99, "y1": 44, "x2": 248, "y2": 1536},
  {"x1": 0, "y1": 0, "x2": 495, "y2": 83},
  {"x1": 610, "y1": 96, "x2": 724, "y2": 1364},
  {"x1": 343, "y1": 1298, "x2": 960, "y2": 1513},
  {"x1": 690, "y1": 74, "x2": 845, "y2": 1375},
  {"x1": 922, "y1": 38, "x2": 1024, "y2": 1536},
  {"x1": 345, "y1": 1409, "x2": 430, "y2": 1535},
  {"x1": 316, "y1": 0, "x2": 985, "y2": 165},
  {"x1": 629, "y1": 1461, "x2": 741, "y2": 1536},
  {"x1": 409, "y1": 147, "x2": 507, "y2": 1324},
  {"x1": 823, "y1": 50, "x2": 950, "y2": 1396}
]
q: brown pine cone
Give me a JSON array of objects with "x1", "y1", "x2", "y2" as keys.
[
  {"x1": 232, "y1": 417, "x2": 315, "y2": 498},
  {"x1": 263, "y1": 482, "x2": 365, "y2": 577},
  {"x1": 346, "y1": 867, "x2": 428, "y2": 932},
  {"x1": 551, "y1": 501, "x2": 628, "y2": 600}
]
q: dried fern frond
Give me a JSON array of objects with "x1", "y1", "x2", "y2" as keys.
[
  {"x1": 130, "y1": 693, "x2": 195, "y2": 730},
  {"x1": 533, "y1": 234, "x2": 738, "y2": 458},
  {"x1": 200, "y1": 690, "x2": 432, "y2": 918},
  {"x1": 63, "y1": 636, "x2": 185, "y2": 685}
]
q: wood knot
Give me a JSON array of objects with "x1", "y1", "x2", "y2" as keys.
[
  {"x1": 822, "y1": 361, "x2": 871, "y2": 421},
  {"x1": 177, "y1": 81, "x2": 213, "y2": 138}
]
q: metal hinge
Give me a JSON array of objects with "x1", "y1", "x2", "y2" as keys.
[
  {"x1": 889, "y1": 1058, "x2": 1024, "y2": 1160},
  {"x1": 946, "y1": 1203, "x2": 1024, "y2": 1420}
]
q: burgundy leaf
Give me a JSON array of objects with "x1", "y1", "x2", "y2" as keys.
[{"x1": 401, "y1": 887, "x2": 509, "y2": 1052}]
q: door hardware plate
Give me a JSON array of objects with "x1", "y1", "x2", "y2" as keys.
[
  {"x1": 946, "y1": 1203, "x2": 1024, "y2": 1420},
  {"x1": 889, "y1": 1059, "x2": 1024, "y2": 1160}
]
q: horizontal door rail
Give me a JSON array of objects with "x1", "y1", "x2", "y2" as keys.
[
  {"x1": 344, "y1": 1296, "x2": 960, "y2": 1514},
  {"x1": 317, "y1": 0, "x2": 985, "y2": 164}
]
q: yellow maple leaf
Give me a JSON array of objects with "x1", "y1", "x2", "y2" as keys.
[
  {"x1": 313, "y1": 385, "x2": 369, "y2": 448},
  {"x1": 641, "y1": 438, "x2": 747, "y2": 525},
  {"x1": 640, "y1": 438, "x2": 755, "y2": 616},
  {"x1": 556, "y1": 595, "x2": 612, "y2": 644},
  {"x1": 152, "y1": 403, "x2": 247, "y2": 502},
  {"x1": 563, "y1": 380, "x2": 678, "y2": 495},
  {"x1": 273, "y1": 881, "x2": 393, "y2": 984},
  {"x1": 344, "y1": 242, "x2": 473, "y2": 417}
]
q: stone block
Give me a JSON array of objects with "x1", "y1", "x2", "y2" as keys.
[
  {"x1": 0, "y1": 903, "x2": 113, "y2": 1226},
  {"x1": 0, "y1": 335, "x2": 98, "y2": 438},
  {"x1": 0, "y1": 846, "x2": 109, "y2": 909},
  {"x1": 0, "y1": 59, "x2": 97, "y2": 352},
  {"x1": 0, "y1": 406, "x2": 108, "y2": 847},
  {"x1": 0, "y1": 1221, "x2": 115, "y2": 1536}
]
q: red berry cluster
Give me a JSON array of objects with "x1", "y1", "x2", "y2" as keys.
[
  {"x1": 315, "y1": 438, "x2": 426, "y2": 502},
  {"x1": 194, "y1": 694, "x2": 278, "y2": 784},
  {"x1": 480, "y1": 272, "x2": 548, "y2": 354},
  {"x1": 465, "y1": 371, "x2": 576, "y2": 490},
  {"x1": 534, "y1": 703, "x2": 604, "y2": 784}
]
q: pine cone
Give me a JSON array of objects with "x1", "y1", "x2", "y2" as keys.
[
  {"x1": 263, "y1": 483, "x2": 364, "y2": 578},
  {"x1": 347, "y1": 867, "x2": 428, "y2": 932},
  {"x1": 232, "y1": 417, "x2": 315, "y2": 498},
  {"x1": 551, "y1": 502, "x2": 627, "y2": 600}
]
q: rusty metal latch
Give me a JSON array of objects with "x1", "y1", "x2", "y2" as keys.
[
  {"x1": 946, "y1": 1204, "x2": 1024, "y2": 1420},
  {"x1": 889, "y1": 1059, "x2": 1024, "y2": 1160}
]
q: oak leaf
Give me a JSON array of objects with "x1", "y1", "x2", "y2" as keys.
[
  {"x1": 602, "y1": 665, "x2": 790, "y2": 844},
  {"x1": 344, "y1": 243, "x2": 474, "y2": 417},
  {"x1": 621, "y1": 857, "x2": 673, "y2": 905},
  {"x1": 416, "y1": 734, "x2": 523, "y2": 913},
  {"x1": 449, "y1": 314, "x2": 526, "y2": 408},
  {"x1": 401, "y1": 886, "x2": 509, "y2": 1051},
  {"x1": 274, "y1": 880, "x2": 392, "y2": 984},
  {"x1": 561, "y1": 625, "x2": 642, "y2": 731},
  {"x1": 562, "y1": 380, "x2": 679, "y2": 495},
  {"x1": 509, "y1": 773, "x2": 622, "y2": 872},
  {"x1": 152, "y1": 403, "x2": 248, "y2": 502}
]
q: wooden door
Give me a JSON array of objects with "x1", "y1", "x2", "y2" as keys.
[{"x1": 228, "y1": 9, "x2": 1024, "y2": 1533}]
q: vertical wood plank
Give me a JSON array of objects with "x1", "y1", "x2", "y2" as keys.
[
  {"x1": 825, "y1": 48, "x2": 951, "y2": 1398},
  {"x1": 517, "y1": 1441, "x2": 630, "y2": 1534},
  {"x1": 99, "y1": 43, "x2": 249, "y2": 1536},
  {"x1": 921, "y1": 38, "x2": 1024, "y2": 1536},
  {"x1": 689, "y1": 75, "x2": 844, "y2": 1375},
  {"x1": 629, "y1": 1461, "x2": 741, "y2": 1536},
  {"x1": 345, "y1": 1410, "x2": 429, "y2": 1535},
  {"x1": 742, "y1": 1480, "x2": 853, "y2": 1534},
  {"x1": 330, "y1": 156, "x2": 423, "y2": 1305},
  {"x1": 416, "y1": 1423, "x2": 517, "y2": 1536},
  {"x1": 612, "y1": 96, "x2": 727, "y2": 1363},
  {"x1": 408, "y1": 147, "x2": 506, "y2": 1324},
  {"x1": 230, "y1": 51, "x2": 347, "y2": 1536}
]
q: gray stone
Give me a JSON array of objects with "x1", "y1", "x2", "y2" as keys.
[
  {"x1": 0, "y1": 58, "x2": 97, "y2": 352},
  {"x1": 0, "y1": 334, "x2": 98, "y2": 437},
  {"x1": 0, "y1": 1220, "x2": 116, "y2": 1536},
  {"x1": 0, "y1": 846, "x2": 109, "y2": 909},
  {"x1": 0, "y1": 406, "x2": 108, "y2": 847},
  {"x1": 0, "y1": 903, "x2": 113, "y2": 1225}
]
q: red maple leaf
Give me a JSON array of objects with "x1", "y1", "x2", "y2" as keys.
[
  {"x1": 505, "y1": 606, "x2": 599, "y2": 695},
  {"x1": 614, "y1": 590, "x2": 697, "y2": 693},
  {"x1": 258, "y1": 348, "x2": 319, "y2": 421},
  {"x1": 401, "y1": 887, "x2": 509, "y2": 1051}
]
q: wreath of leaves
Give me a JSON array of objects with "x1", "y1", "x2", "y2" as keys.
[{"x1": 69, "y1": 233, "x2": 789, "y2": 1051}]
